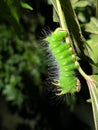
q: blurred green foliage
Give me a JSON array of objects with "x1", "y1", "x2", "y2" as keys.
[
  {"x1": 0, "y1": 0, "x2": 46, "y2": 107},
  {"x1": 0, "y1": 0, "x2": 33, "y2": 37},
  {"x1": 0, "y1": 24, "x2": 44, "y2": 107}
]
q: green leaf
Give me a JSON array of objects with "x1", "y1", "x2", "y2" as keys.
[
  {"x1": 3, "y1": 84, "x2": 23, "y2": 107},
  {"x1": 73, "y1": 1, "x2": 90, "y2": 8},
  {"x1": 87, "y1": 35, "x2": 98, "y2": 65},
  {"x1": 78, "y1": 12, "x2": 87, "y2": 22},
  {"x1": 0, "y1": 0, "x2": 23, "y2": 37},
  {"x1": 71, "y1": 0, "x2": 78, "y2": 4},
  {"x1": 51, "y1": 0, "x2": 57, "y2": 9},
  {"x1": 5, "y1": 0, "x2": 20, "y2": 23},
  {"x1": 10, "y1": 6, "x2": 19, "y2": 23},
  {"x1": 86, "y1": 17, "x2": 98, "y2": 73},
  {"x1": 53, "y1": 9, "x2": 59, "y2": 22},
  {"x1": 85, "y1": 17, "x2": 98, "y2": 34},
  {"x1": 20, "y1": 1, "x2": 33, "y2": 10},
  {"x1": 87, "y1": 75, "x2": 98, "y2": 130},
  {"x1": 49, "y1": 1, "x2": 59, "y2": 22}
]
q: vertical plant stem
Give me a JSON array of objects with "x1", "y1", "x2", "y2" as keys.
[{"x1": 56, "y1": 0, "x2": 66, "y2": 30}]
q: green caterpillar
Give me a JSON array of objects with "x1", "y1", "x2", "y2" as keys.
[{"x1": 45, "y1": 28, "x2": 80, "y2": 95}]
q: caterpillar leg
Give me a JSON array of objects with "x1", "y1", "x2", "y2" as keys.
[{"x1": 76, "y1": 79, "x2": 81, "y2": 92}]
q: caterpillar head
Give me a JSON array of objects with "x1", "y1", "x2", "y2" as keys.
[{"x1": 45, "y1": 29, "x2": 67, "y2": 43}]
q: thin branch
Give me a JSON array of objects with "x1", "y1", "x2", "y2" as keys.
[{"x1": 56, "y1": 0, "x2": 66, "y2": 30}]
